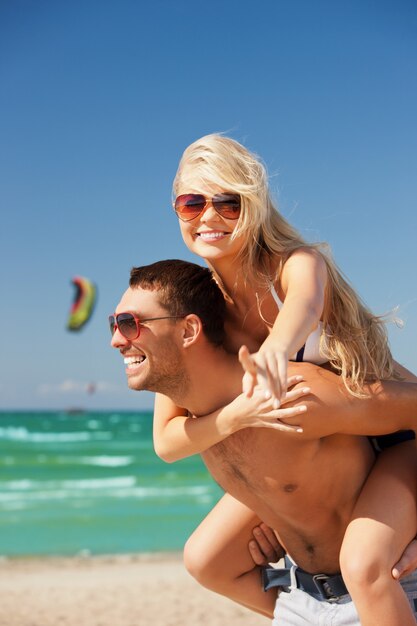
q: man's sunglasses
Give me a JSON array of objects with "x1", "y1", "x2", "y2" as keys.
[
  {"x1": 109, "y1": 312, "x2": 186, "y2": 340},
  {"x1": 174, "y1": 193, "x2": 241, "y2": 222}
]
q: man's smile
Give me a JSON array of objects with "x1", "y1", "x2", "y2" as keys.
[{"x1": 123, "y1": 355, "x2": 146, "y2": 371}]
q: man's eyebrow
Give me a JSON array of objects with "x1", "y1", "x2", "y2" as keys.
[{"x1": 130, "y1": 310, "x2": 167, "y2": 319}]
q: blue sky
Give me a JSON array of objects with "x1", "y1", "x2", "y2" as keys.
[{"x1": 1, "y1": 0, "x2": 416, "y2": 410}]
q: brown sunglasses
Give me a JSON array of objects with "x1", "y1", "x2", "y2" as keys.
[{"x1": 174, "y1": 193, "x2": 241, "y2": 221}]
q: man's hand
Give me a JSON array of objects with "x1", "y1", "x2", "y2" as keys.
[
  {"x1": 248, "y1": 523, "x2": 284, "y2": 566},
  {"x1": 392, "y1": 538, "x2": 417, "y2": 580}
]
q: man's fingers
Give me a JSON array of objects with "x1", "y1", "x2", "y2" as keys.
[
  {"x1": 248, "y1": 540, "x2": 269, "y2": 566},
  {"x1": 258, "y1": 523, "x2": 282, "y2": 554},
  {"x1": 392, "y1": 538, "x2": 417, "y2": 579},
  {"x1": 252, "y1": 525, "x2": 281, "y2": 563}
]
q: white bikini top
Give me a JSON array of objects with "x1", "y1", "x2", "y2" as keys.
[{"x1": 268, "y1": 283, "x2": 328, "y2": 365}]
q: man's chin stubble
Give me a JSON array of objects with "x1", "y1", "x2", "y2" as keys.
[{"x1": 130, "y1": 370, "x2": 190, "y2": 400}]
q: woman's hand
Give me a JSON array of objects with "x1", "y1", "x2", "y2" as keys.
[
  {"x1": 248, "y1": 523, "x2": 284, "y2": 566},
  {"x1": 226, "y1": 373, "x2": 310, "y2": 434},
  {"x1": 239, "y1": 344, "x2": 289, "y2": 407}
]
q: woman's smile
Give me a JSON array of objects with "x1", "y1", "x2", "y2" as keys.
[{"x1": 195, "y1": 230, "x2": 231, "y2": 242}]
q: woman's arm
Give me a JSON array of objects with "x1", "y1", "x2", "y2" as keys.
[
  {"x1": 244, "y1": 248, "x2": 327, "y2": 402},
  {"x1": 281, "y1": 362, "x2": 417, "y2": 439},
  {"x1": 153, "y1": 392, "x2": 237, "y2": 463},
  {"x1": 153, "y1": 383, "x2": 312, "y2": 463}
]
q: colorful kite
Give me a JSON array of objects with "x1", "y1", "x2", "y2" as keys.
[{"x1": 67, "y1": 276, "x2": 97, "y2": 331}]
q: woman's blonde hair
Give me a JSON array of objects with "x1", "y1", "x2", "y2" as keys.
[{"x1": 173, "y1": 133, "x2": 395, "y2": 395}]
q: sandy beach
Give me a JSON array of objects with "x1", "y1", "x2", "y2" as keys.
[{"x1": 0, "y1": 552, "x2": 269, "y2": 626}]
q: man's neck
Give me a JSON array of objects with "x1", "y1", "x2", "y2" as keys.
[{"x1": 170, "y1": 346, "x2": 242, "y2": 417}]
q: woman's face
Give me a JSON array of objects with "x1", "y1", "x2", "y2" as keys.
[{"x1": 175, "y1": 177, "x2": 245, "y2": 265}]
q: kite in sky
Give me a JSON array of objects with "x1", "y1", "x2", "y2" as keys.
[{"x1": 67, "y1": 276, "x2": 97, "y2": 331}]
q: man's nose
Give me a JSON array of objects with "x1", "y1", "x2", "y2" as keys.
[{"x1": 111, "y1": 327, "x2": 127, "y2": 348}]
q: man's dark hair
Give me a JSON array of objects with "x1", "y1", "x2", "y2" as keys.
[{"x1": 129, "y1": 259, "x2": 226, "y2": 346}]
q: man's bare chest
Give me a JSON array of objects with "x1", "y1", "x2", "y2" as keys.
[
  {"x1": 201, "y1": 430, "x2": 373, "y2": 523},
  {"x1": 201, "y1": 429, "x2": 318, "y2": 502}
]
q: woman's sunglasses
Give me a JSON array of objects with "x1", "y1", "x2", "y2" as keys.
[
  {"x1": 174, "y1": 193, "x2": 241, "y2": 222},
  {"x1": 109, "y1": 312, "x2": 185, "y2": 340}
]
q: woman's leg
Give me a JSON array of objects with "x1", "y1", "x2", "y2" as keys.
[
  {"x1": 183, "y1": 492, "x2": 281, "y2": 618},
  {"x1": 340, "y1": 441, "x2": 417, "y2": 626}
]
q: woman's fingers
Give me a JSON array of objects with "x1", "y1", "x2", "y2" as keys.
[
  {"x1": 239, "y1": 380, "x2": 310, "y2": 431},
  {"x1": 239, "y1": 345, "x2": 257, "y2": 374},
  {"x1": 262, "y1": 352, "x2": 281, "y2": 401},
  {"x1": 240, "y1": 347, "x2": 309, "y2": 408},
  {"x1": 239, "y1": 347, "x2": 259, "y2": 397},
  {"x1": 274, "y1": 351, "x2": 289, "y2": 405},
  {"x1": 240, "y1": 348, "x2": 295, "y2": 406},
  {"x1": 242, "y1": 371, "x2": 256, "y2": 397},
  {"x1": 287, "y1": 375, "x2": 305, "y2": 387},
  {"x1": 262, "y1": 405, "x2": 307, "y2": 432},
  {"x1": 280, "y1": 385, "x2": 311, "y2": 405}
]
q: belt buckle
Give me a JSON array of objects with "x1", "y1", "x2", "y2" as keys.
[{"x1": 312, "y1": 574, "x2": 342, "y2": 603}]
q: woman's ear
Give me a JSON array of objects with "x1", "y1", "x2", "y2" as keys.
[{"x1": 181, "y1": 314, "x2": 202, "y2": 348}]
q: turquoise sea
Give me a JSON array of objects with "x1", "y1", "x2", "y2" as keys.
[{"x1": 0, "y1": 410, "x2": 223, "y2": 557}]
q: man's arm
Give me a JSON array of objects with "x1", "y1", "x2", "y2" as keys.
[{"x1": 284, "y1": 362, "x2": 417, "y2": 439}]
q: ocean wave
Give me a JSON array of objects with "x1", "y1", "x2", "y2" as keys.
[
  {"x1": 56, "y1": 455, "x2": 135, "y2": 467},
  {"x1": 0, "y1": 426, "x2": 112, "y2": 443},
  {"x1": 0, "y1": 483, "x2": 213, "y2": 503},
  {"x1": 1, "y1": 476, "x2": 137, "y2": 491}
]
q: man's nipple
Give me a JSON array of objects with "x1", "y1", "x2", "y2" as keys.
[{"x1": 283, "y1": 483, "x2": 298, "y2": 493}]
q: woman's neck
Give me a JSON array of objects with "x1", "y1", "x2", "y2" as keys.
[
  {"x1": 209, "y1": 254, "x2": 277, "y2": 305},
  {"x1": 209, "y1": 261, "x2": 250, "y2": 308}
]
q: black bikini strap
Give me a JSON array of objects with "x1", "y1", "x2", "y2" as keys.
[{"x1": 295, "y1": 345, "x2": 305, "y2": 362}]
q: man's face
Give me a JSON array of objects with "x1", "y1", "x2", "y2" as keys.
[{"x1": 111, "y1": 287, "x2": 187, "y2": 395}]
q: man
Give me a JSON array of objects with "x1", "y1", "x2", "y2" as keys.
[{"x1": 110, "y1": 259, "x2": 417, "y2": 624}]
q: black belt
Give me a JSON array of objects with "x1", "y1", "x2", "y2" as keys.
[{"x1": 262, "y1": 556, "x2": 349, "y2": 602}]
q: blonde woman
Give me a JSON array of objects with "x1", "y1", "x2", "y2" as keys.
[{"x1": 153, "y1": 134, "x2": 417, "y2": 625}]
